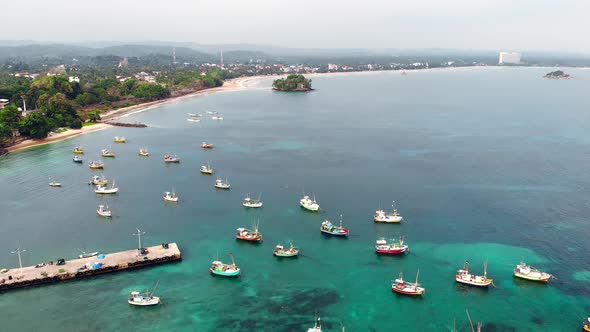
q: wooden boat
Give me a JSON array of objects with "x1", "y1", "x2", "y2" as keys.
[
  {"x1": 114, "y1": 136, "x2": 126, "y2": 143},
  {"x1": 73, "y1": 147, "x2": 84, "y2": 154},
  {"x1": 187, "y1": 118, "x2": 201, "y2": 123},
  {"x1": 89, "y1": 175, "x2": 108, "y2": 186},
  {"x1": 96, "y1": 205, "x2": 112, "y2": 217},
  {"x1": 583, "y1": 318, "x2": 590, "y2": 331},
  {"x1": 73, "y1": 155, "x2": 83, "y2": 163},
  {"x1": 320, "y1": 215, "x2": 349, "y2": 236},
  {"x1": 101, "y1": 148, "x2": 116, "y2": 157},
  {"x1": 188, "y1": 113, "x2": 202, "y2": 117},
  {"x1": 300, "y1": 194, "x2": 320, "y2": 212},
  {"x1": 95, "y1": 181, "x2": 118, "y2": 194},
  {"x1": 242, "y1": 193, "x2": 263, "y2": 208},
  {"x1": 236, "y1": 224, "x2": 262, "y2": 242},
  {"x1": 455, "y1": 260, "x2": 493, "y2": 287},
  {"x1": 48, "y1": 177, "x2": 62, "y2": 187},
  {"x1": 201, "y1": 142, "x2": 214, "y2": 149},
  {"x1": 273, "y1": 242, "x2": 299, "y2": 257},
  {"x1": 164, "y1": 154, "x2": 180, "y2": 163},
  {"x1": 163, "y1": 191, "x2": 178, "y2": 202},
  {"x1": 307, "y1": 316, "x2": 322, "y2": 332},
  {"x1": 128, "y1": 281, "x2": 160, "y2": 306},
  {"x1": 210, "y1": 253, "x2": 240, "y2": 277},
  {"x1": 89, "y1": 161, "x2": 104, "y2": 169},
  {"x1": 392, "y1": 271, "x2": 425, "y2": 296},
  {"x1": 513, "y1": 262, "x2": 552, "y2": 282},
  {"x1": 374, "y1": 201, "x2": 403, "y2": 223},
  {"x1": 375, "y1": 236, "x2": 408, "y2": 255},
  {"x1": 215, "y1": 178, "x2": 230, "y2": 189},
  {"x1": 78, "y1": 251, "x2": 99, "y2": 259},
  {"x1": 138, "y1": 148, "x2": 149, "y2": 156},
  {"x1": 200, "y1": 163, "x2": 214, "y2": 174}
]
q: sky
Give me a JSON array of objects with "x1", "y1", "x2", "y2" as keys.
[{"x1": 1, "y1": 0, "x2": 588, "y2": 53}]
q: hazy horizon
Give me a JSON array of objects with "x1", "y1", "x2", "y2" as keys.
[{"x1": 0, "y1": 0, "x2": 588, "y2": 53}]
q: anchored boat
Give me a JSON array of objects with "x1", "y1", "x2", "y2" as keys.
[
  {"x1": 164, "y1": 154, "x2": 180, "y2": 163},
  {"x1": 78, "y1": 251, "x2": 99, "y2": 259},
  {"x1": 513, "y1": 262, "x2": 552, "y2": 282},
  {"x1": 375, "y1": 236, "x2": 408, "y2": 255},
  {"x1": 128, "y1": 281, "x2": 160, "y2": 306},
  {"x1": 307, "y1": 316, "x2": 322, "y2": 332},
  {"x1": 374, "y1": 201, "x2": 403, "y2": 223},
  {"x1": 392, "y1": 271, "x2": 425, "y2": 296},
  {"x1": 320, "y1": 215, "x2": 349, "y2": 236},
  {"x1": 95, "y1": 181, "x2": 119, "y2": 194},
  {"x1": 455, "y1": 260, "x2": 493, "y2": 287},
  {"x1": 201, "y1": 142, "x2": 214, "y2": 149},
  {"x1": 163, "y1": 191, "x2": 178, "y2": 202},
  {"x1": 189, "y1": 113, "x2": 202, "y2": 117},
  {"x1": 236, "y1": 224, "x2": 262, "y2": 242},
  {"x1": 300, "y1": 195, "x2": 320, "y2": 212},
  {"x1": 211, "y1": 116, "x2": 224, "y2": 120},
  {"x1": 187, "y1": 118, "x2": 201, "y2": 123},
  {"x1": 243, "y1": 193, "x2": 263, "y2": 208},
  {"x1": 215, "y1": 178, "x2": 231, "y2": 189},
  {"x1": 138, "y1": 147, "x2": 149, "y2": 156},
  {"x1": 210, "y1": 253, "x2": 240, "y2": 277},
  {"x1": 200, "y1": 163, "x2": 214, "y2": 174},
  {"x1": 73, "y1": 155, "x2": 83, "y2": 163},
  {"x1": 89, "y1": 175, "x2": 108, "y2": 186},
  {"x1": 583, "y1": 318, "x2": 590, "y2": 331},
  {"x1": 96, "y1": 204, "x2": 112, "y2": 217},
  {"x1": 114, "y1": 136, "x2": 126, "y2": 143},
  {"x1": 73, "y1": 146, "x2": 84, "y2": 154},
  {"x1": 101, "y1": 148, "x2": 116, "y2": 157},
  {"x1": 48, "y1": 177, "x2": 62, "y2": 187},
  {"x1": 273, "y1": 242, "x2": 299, "y2": 257},
  {"x1": 89, "y1": 161, "x2": 104, "y2": 169}
]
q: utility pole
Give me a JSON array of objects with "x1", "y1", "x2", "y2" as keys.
[
  {"x1": 132, "y1": 228, "x2": 146, "y2": 255},
  {"x1": 11, "y1": 246, "x2": 26, "y2": 276},
  {"x1": 220, "y1": 50, "x2": 224, "y2": 68}
]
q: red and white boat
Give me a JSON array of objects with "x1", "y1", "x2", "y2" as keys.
[
  {"x1": 455, "y1": 260, "x2": 493, "y2": 287},
  {"x1": 201, "y1": 142, "x2": 214, "y2": 149},
  {"x1": 392, "y1": 270, "x2": 425, "y2": 296},
  {"x1": 320, "y1": 215, "x2": 349, "y2": 237},
  {"x1": 235, "y1": 223, "x2": 262, "y2": 243},
  {"x1": 375, "y1": 236, "x2": 408, "y2": 255}
]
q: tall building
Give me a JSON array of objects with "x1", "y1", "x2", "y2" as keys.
[{"x1": 498, "y1": 52, "x2": 521, "y2": 65}]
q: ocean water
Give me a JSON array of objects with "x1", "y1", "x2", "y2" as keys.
[{"x1": 1, "y1": 67, "x2": 590, "y2": 331}]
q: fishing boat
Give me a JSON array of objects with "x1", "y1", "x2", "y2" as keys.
[
  {"x1": 163, "y1": 191, "x2": 179, "y2": 202},
  {"x1": 187, "y1": 118, "x2": 201, "y2": 123},
  {"x1": 96, "y1": 205, "x2": 112, "y2": 217},
  {"x1": 392, "y1": 271, "x2": 425, "y2": 296},
  {"x1": 375, "y1": 236, "x2": 409, "y2": 255},
  {"x1": 164, "y1": 154, "x2": 180, "y2": 163},
  {"x1": 114, "y1": 136, "x2": 126, "y2": 143},
  {"x1": 307, "y1": 316, "x2": 322, "y2": 332},
  {"x1": 215, "y1": 178, "x2": 231, "y2": 189},
  {"x1": 48, "y1": 177, "x2": 62, "y2": 187},
  {"x1": 201, "y1": 142, "x2": 214, "y2": 149},
  {"x1": 73, "y1": 155, "x2": 83, "y2": 163},
  {"x1": 300, "y1": 195, "x2": 320, "y2": 212},
  {"x1": 73, "y1": 147, "x2": 84, "y2": 154},
  {"x1": 320, "y1": 215, "x2": 349, "y2": 236},
  {"x1": 374, "y1": 201, "x2": 403, "y2": 223},
  {"x1": 211, "y1": 116, "x2": 224, "y2": 120},
  {"x1": 89, "y1": 175, "x2": 108, "y2": 186},
  {"x1": 236, "y1": 224, "x2": 263, "y2": 242},
  {"x1": 128, "y1": 281, "x2": 160, "y2": 306},
  {"x1": 210, "y1": 253, "x2": 240, "y2": 277},
  {"x1": 583, "y1": 318, "x2": 590, "y2": 332},
  {"x1": 513, "y1": 262, "x2": 552, "y2": 282},
  {"x1": 89, "y1": 161, "x2": 104, "y2": 169},
  {"x1": 200, "y1": 163, "x2": 214, "y2": 174},
  {"x1": 206, "y1": 111, "x2": 218, "y2": 115},
  {"x1": 189, "y1": 113, "x2": 202, "y2": 117},
  {"x1": 95, "y1": 181, "x2": 119, "y2": 194},
  {"x1": 101, "y1": 148, "x2": 116, "y2": 157},
  {"x1": 273, "y1": 242, "x2": 299, "y2": 257},
  {"x1": 138, "y1": 147, "x2": 149, "y2": 156},
  {"x1": 455, "y1": 260, "x2": 493, "y2": 287},
  {"x1": 78, "y1": 251, "x2": 99, "y2": 259},
  {"x1": 242, "y1": 193, "x2": 263, "y2": 208}
]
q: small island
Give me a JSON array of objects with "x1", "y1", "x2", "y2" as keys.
[
  {"x1": 543, "y1": 70, "x2": 571, "y2": 79},
  {"x1": 272, "y1": 74, "x2": 313, "y2": 92}
]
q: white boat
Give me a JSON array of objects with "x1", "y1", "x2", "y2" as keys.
[
  {"x1": 374, "y1": 201, "x2": 403, "y2": 223},
  {"x1": 96, "y1": 205, "x2": 112, "y2": 217},
  {"x1": 215, "y1": 178, "x2": 231, "y2": 189},
  {"x1": 187, "y1": 118, "x2": 201, "y2": 123},
  {"x1": 188, "y1": 113, "x2": 202, "y2": 117},
  {"x1": 211, "y1": 116, "x2": 224, "y2": 120},
  {"x1": 95, "y1": 181, "x2": 119, "y2": 194},
  {"x1": 78, "y1": 251, "x2": 99, "y2": 259},
  {"x1": 128, "y1": 281, "x2": 160, "y2": 306},
  {"x1": 48, "y1": 177, "x2": 62, "y2": 187},
  {"x1": 163, "y1": 191, "x2": 179, "y2": 202},
  {"x1": 455, "y1": 260, "x2": 493, "y2": 287},
  {"x1": 307, "y1": 316, "x2": 322, "y2": 332},
  {"x1": 206, "y1": 111, "x2": 218, "y2": 115},
  {"x1": 243, "y1": 193, "x2": 263, "y2": 208},
  {"x1": 200, "y1": 163, "x2": 214, "y2": 174},
  {"x1": 513, "y1": 262, "x2": 552, "y2": 282},
  {"x1": 89, "y1": 175, "x2": 108, "y2": 186},
  {"x1": 300, "y1": 195, "x2": 320, "y2": 212}
]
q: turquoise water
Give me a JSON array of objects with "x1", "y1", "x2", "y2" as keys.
[{"x1": 1, "y1": 67, "x2": 590, "y2": 331}]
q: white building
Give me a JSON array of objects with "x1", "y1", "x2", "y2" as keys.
[
  {"x1": 328, "y1": 64, "x2": 339, "y2": 71},
  {"x1": 499, "y1": 52, "x2": 521, "y2": 65},
  {"x1": 68, "y1": 76, "x2": 80, "y2": 83},
  {"x1": 0, "y1": 98, "x2": 8, "y2": 109}
]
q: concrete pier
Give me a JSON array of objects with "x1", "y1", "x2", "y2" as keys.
[{"x1": 0, "y1": 243, "x2": 181, "y2": 291}]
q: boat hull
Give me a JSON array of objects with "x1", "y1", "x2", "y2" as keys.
[
  {"x1": 513, "y1": 273, "x2": 551, "y2": 283},
  {"x1": 392, "y1": 287, "x2": 424, "y2": 296},
  {"x1": 89, "y1": 165, "x2": 104, "y2": 169},
  {"x1": 376, "y1": 248, "x2": 407, "y2": 255},
  {"x1": 455, "y1": 277, "x2": 492, "y2": 287},
  {"x1": 73, "y1": 159, "x2": 83, "y2": 163},
  {"x1": 236, "y1": 236, "x2": 262, "y2": 243},
  {"x1": 374, "y1": 217, "x2": 402, "y2": 223},
  {"x1": 128, "y1": 297, "x2": 160, "y2": 306},
  {"x1": 164, "y1": 160, "x2": 180, "y2": 163},
  {"x1": 300, "y1": 204, "x2": 319, "y2": 212},
  {"x1": 320, "y1": 229, "x2": 349, "y2": 236},
  {"x1": 584, "y1": 325, "x2": 590, "y2": 332},
  {"x1": 97, "y1": 211, "x2": 112, "y2": 217},
  {"x1": 210, "y1": 269, "x2": 240, "y2": 277},
  {"x1": 273, "y1": 252, "x2": 299, "y2": 257}
]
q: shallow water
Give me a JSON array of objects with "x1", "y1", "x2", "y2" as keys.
[{"x1": 1, "y1": 67, "x2": 590, "y2": 331}]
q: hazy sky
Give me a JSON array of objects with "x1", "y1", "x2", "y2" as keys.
[{"x1": 1, "y1": 0, "x2": 588, "y2": 53}]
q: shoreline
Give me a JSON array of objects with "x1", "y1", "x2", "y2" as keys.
[{"x1": 3, "y1": 65, "x2": 584, "y2": 155}]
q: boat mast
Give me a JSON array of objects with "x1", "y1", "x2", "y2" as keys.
[
  {"x1": 339, "y1": 214, "x2": 343, "y2": 228},
  {"x1": 415, "y1": 269, "x2": 420, "y2": 284},
  {"x1": 484, "y1": 261, "x2": 488, "y2": 279},
  {"x1": 149, "y1": 280, "x2": 160, "y2": 297},
  {"x1": 466, "y1": 309, "x2": 475, "y2": 332},
  {"x1": 132, "y1": 228, "x2": 146, "y2": 255},
  {"x1": 229, "y1": 253, "x2": 236, "y2": 266}
]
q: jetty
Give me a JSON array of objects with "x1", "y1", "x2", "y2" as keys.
[{"x1": 0, "y1": 243, "x2": 181, "y2": 291}]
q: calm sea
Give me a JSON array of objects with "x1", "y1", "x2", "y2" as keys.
[{"x1": 1, "y1": 67, "x2": 590, "y2": 331}]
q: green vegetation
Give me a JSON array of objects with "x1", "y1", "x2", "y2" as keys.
[{"x1": 272, "y1": 74, "x2": 312, "y2": 91}]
